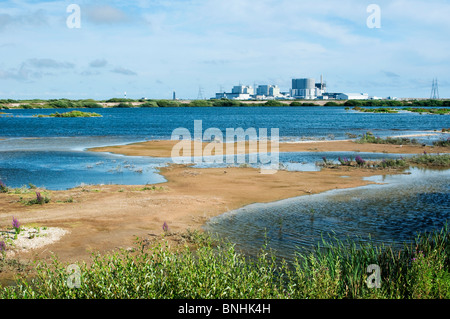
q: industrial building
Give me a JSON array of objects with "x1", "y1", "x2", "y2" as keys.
[
  {"x1": 290, "y1": 76, "x2": 326, "y2": 99},
  {"x1": 336, "y1": 93, "x2": 369, "y2": 100},
  {"x1": 213, "y1": 75, "x2": 372, "y2": 101},
  {"x1": 215, "y1": 84, "x2": 283, "y2": 100}
]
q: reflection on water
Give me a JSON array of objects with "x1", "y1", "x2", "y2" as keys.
[
  {"x1": 0, "y1": 150, "x2": 167, "y2": 190},
  {"x1": 204, "y1": 167, "x2": 450, "y2": 262}
]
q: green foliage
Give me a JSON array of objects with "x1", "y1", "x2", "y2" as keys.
[
  {"x1": 344, "y1": 100, "x2": 363, "y2": 106},
  {"x1": 433, "y1": 138, "x2": 450, "y2": 147},
  {"x1": 188, "y1": 100, "x2": 213, "y2": 107},
  {"x1": 264, "y1": 100, "x2": 285, "y2": 107},
  {"x1": 408, "y1": 153, "x2": 450, "y2": 167},
  {"x1": 0, "y1": 99, "x2": 19, "y2": 104},
  {"x1": 290, "y1": 101, "x2": 303, "y2": 106},
  {"x1": 325, "y1": 102, "x2": 339, "y2": 106},
  {"x1": 105, "y1": 98, "x2": 137, "y2": 103},
  {"x1": 115, "y1": 102, "x2": 134, "y2": 108},
  {"x1": 356, "y1": 132, "x2": 419, "y2": 145},
  {"x1": 1, "y1": 225, "x2": 450, "y2": 299},
  {"x1": 139, "y1": 101, "x2": 158, "y2": 108},
  {"x1": 155, "y1": 100, "x2": 183, "y2": 107},
  {"x1": 211, "y1": 99, "x2": 244, "y2": 107},
  {"x1": 46, "y1": 111, "x2": 102, "y2": 118}
]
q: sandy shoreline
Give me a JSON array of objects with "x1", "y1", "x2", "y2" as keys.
[
  {"x1": 88, "y1": 138, "x2": 449, "y2": 157},
  {"x1": 0, "y1": 139, "x2": 449, "y2": 278}
]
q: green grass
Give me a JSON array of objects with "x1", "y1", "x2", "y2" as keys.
[
  {"x1": 44, "y1": 111, "x2": 102, "y2": 118},
  {"x1": 356, "y1": 132, "x2": 419, "y2": 145},
  {"x1": 408, "y1": 153, "x2": 450, "y2": 167},
  {"x1": 433, "y1": 138, "x2": 450, "y2": 148},
  {"x1": 1, "y1": 225, "x2": 449, "y2": 299}
]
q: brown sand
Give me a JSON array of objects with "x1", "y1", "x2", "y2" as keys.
[
  {"x1": 0, "y1": 163, "x2": 397, "y2": 269},
  {"x1": 88, "y1": 139, "x2": 449, "y2": 158}
]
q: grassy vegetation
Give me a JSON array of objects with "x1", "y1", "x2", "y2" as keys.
[
  {"x1": 408, "y1": 153, "x2": 450, "y2": 167},
  {"x1": 39, "y1": 110, "x2": 102, "y2": 118},
  {"x1": 352, "y1": 106, "x2": 399, "y2": 113},
  {"x1": 433, "y1": 138, "x2": 450, "y2": 147},
  {"x1": 0, "y1": 225, "x2": 449, "y2": 299},
  {"x1": 319, "y1": 153, "x2": 450, "y2": 170},
  {"x1": 351, "y1": 105, "x2": 450, "y2": 115},
  {"x1": 2, "y1": 98, "x2": 450, "y2": 109},
  {"x1": 356, "y1": 132, "x2": 420, "y2": 145}
]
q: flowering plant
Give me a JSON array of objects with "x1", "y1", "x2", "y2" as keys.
[{"x1": 12, "y1": 216, "x2": 21, "y2": 234}]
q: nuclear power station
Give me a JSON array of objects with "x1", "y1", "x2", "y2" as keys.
[
  {"x1": 212, "y1": 75, "x2": 375, "y2": 100},
  {"x1": 291, "y1": 76, "x2": 326, "y2": 100}
]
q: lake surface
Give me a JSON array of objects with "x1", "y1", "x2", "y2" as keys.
[
  {"x1": 204, "y1": 167, "x2": 450, "y2": 261},
  {"x1": 0, "y1": 106, "x2": 449, "y2": 257},
  {"x1": 1, "y1": 106, "x2": 448, "y2": 189}
]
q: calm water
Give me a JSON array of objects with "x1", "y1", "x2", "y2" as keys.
[
  {"x1": 204, "y1": 167, "x2": 450, "y2": 261},
  {"x1": 0, "y1": 106, "x2": 449, "y2": 257},
  {"x1": 1, "y1": 106, "x2": 448, "y2": 189}
]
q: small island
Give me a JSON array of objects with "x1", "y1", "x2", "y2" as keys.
[{"x1": 36, "y1": 110, "x2": 102, "y2": 118}]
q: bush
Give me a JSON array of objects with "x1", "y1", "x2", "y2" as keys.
[
  {"x1": 211, "y1": 99, "x2": 243, "y2": 107},
  {"x1": 264, "y1": 100, "x2": 285, "y2": 107},
  {"x1": 325, "y1": 102, "x2": 339, "y2": 106},
  {"x1": 155, "y1": 100, "x2": 182, "y2": 107},
  {"x1": 188, "y1": 100, "x2": 213, "y2": 107},
  {"x1": 408, "y1": 153, "x2": 450, "y2": 167},
  {"x1": 433, "y1": 138, "x2": 450, "y2": 147},
  {"x1": 140, "y1": 101, "x2": 158, "y2": 107},
  {"x1": 356, "y1": 132, "x2": 419, "y2": 145},
  {"x1": 47, "y1": 111, "x2": 102, "y2": 118},
  {"x1": 115, "y1": 102, "x2": 134, "y2": 108},
  {"x1": 344, "y1": 100, "x2": 363, "y2": 107}
]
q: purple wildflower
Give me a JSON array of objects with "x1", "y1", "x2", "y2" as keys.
[
  {"x1": 0, "y1": 241, "x2": 6, "y2": 252},
  {"x1": 12, "y1": 216, "x2": 21, "y2": 234},
  {"x1": 162, "y1": 221, "x2": 169, "y2": 232},
  {"x1": 322, "y1": 156, "x2": 327, "y2": 163},
  {"x1": 355, "y1": 155, "x2": 365, "y2": 166},
  {"x1": 36, "y1": 191, "x2": 43, "y2": 203}
]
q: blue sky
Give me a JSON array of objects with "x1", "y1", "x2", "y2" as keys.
[{"x1": 0, "y1": 0, "x2": 449, "y2": 100}]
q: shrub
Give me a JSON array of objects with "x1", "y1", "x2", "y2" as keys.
[
  {"x1": 356, "y1": 132, "x2": 419, "y2": 145},
  {"x1": 188, "y1": 100, "x2": 213, "y2": 107},
  {"x1": 211, "y1": 99, "x2": 243, "y2": 107},
  {"x1": 344, "y1": 100, "x2": 363, "y2": 106},
  {"x1": 408, "y1": 153, "x2": 450, "y2": 167},
  {"x1": 140, "y1": 101, "x2": 158, "y2": 108},
  {"x1": 115, "y1": 102, "x2": 134, "y2": 108},
  {"x1": 0, "y1": 180, "x2": 8, "y2": 193},
  {"x1": 433, "y1": 138, "x2": 450, "y2": 147},
  {"x1": 264, "y1": 100, "x2": 285, "y2": 107},
  {"x1": 155, "y1": 100, "x2": 182, "y2": 107},
  {"x1": 47, "y1": 111, "x2": 102, "y2": 118}
]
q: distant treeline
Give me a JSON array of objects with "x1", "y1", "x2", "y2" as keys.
[{"x1": 1, "y1": 98, "x2": 450, "y2": 109}]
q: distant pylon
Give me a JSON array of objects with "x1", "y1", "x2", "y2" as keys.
[
  {"x1": 430, "y1": 78, "x2": 439, "y2": 99},
  {"x1": 197, "y1": 86, "x2": 205, "y2": 100}
]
